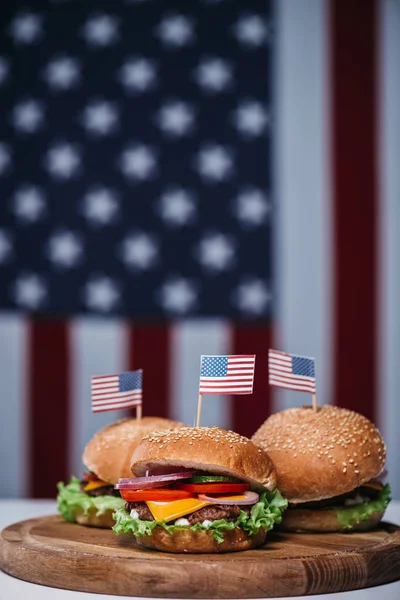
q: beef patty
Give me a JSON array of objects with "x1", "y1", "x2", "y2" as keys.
[
  {"x1": 80, "y1": 481, "x2": 120, "y2": 498},
  {"x1": 126, "y1": 501, "x2": 252, "y2": 524}
]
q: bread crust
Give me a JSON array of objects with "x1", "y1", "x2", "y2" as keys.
[
  {"x1": 82, "y1": 417, "x2": 183, "y2": 484},
  {"x1": 252, "y1": 406, "x2": 386, "y2": 502},
  {"x1": 279, "y1": 507, "x2": 385, "y2": 532},
  {"x1": 135, "y1": 526, "x2": 267, "y2": 553},
  {"x1": 131, "y1": 426, "x2": 277, "y2": 491},
  {"x1": 74, "y1": 507, "x2": 116, "y2": 528}
]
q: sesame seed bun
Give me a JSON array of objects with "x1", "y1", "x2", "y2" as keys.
[
  {"x1": 82, "y1": 416, "x2": 184, "y2": 484},
  {"x1": 130, "y1": 426, "x2": 277, "y2": 492},
  {"x1": 135, "y1": 525, "x2": 267, "y2": 553},
  {"x1": 251, "y1": 406, "x2": 386, "y2": 503}
]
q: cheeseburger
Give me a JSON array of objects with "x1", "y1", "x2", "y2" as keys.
[
  {"x1": 112, "y1": 426, "x2": 287, "y2": 553},
  {"x1": 252, "y1": 405, "x2": 391, "y2": 532},
  {"x1": 57, "y1": 417, "x2": 183, "y2": 528}
]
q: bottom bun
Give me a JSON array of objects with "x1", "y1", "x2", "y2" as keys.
[
  {"x1": 135, "y1": 526, "x2": 266, "y2": 553},
  {"x1": 74, "y1": 507, "x2": 116, "y2": 528},
  {"x1": 280, "y1": 507, "x2": 385, "y2": 533}
]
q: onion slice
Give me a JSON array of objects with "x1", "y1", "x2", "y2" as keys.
[
  {"x1": 114, "y1": 471, "x2": 196, "y2": 491},
  {"x1": 198, "y1": 491, "x2": 259, "y2": 505}
]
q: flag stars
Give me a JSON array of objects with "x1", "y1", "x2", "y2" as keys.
[
  {"x1": 118, "y1": 57, "x2": 157, "y2": 94},
  {"x1": 9, "y1": 11, "x2": 43, "y2": 44},
  {"x1": 84, "y1": 276, "x2": 120, "y2": 312},
  {"x1": 119, "y1": 145, "x2": 157, "y2": 181},
  {"x1": 196, "y1": 233, "x2": 235, "y2": 272},
  {"x1": 13, "y1": 185, "x2": 46, "y2": 223},
  {"x1": 82, "y1": 14, "x2": 119, "y2": 47},
  {"x1": 0, "y1": 58, "x2": 9, "y2": 86},
  {"x1": 47, "y1": 230, "x2": 83, "y2": 269},
  {"x1": 13, "y1": 273, "x2": 47, "y2": 310},
  {"x1": 158, "y1": 278, "x2": 197, "y2": 314},
  {"x1": 45, "y1": 143, "x2": 81, "y2": 180},
  {"x1": 43, "y1": 56, "x2": 81, "y2": 91},
  {"x1": 194, "y1": 58, "x2": 233, "y2": 93},
  {"x1": 119, "y1": 232, "x2": 159, "y2": 270},
  {"x1": 0, "y1": 143, "x2": 11, "y2": 176},
  {"x1": 82, "y1": 187, "x2": 119, "y2": 226},
  {"x1": 194, "y1": 144, "x2": 233, "y2": 183},
  {"x1": 0, "y1": 229, "x2": 13, "y2": 264},
  {"x1": 233, "y1": 14, "x2": 269, "y2": 47},
  {"x1": 156, "y1": 14, "x2": 195, "y2": 47},
  {"x1": 233, "y1": 100, "x2": 269, "y2": 138},
  {"x1": 156, "y1": 101, "x2": 195, "y2": 137},
  {"x1": 81, "y1": 100, "x2": 119, "y2": 136},
  {"x1": 12, "y1": 99, "x2": 44, "y2": 134},
  {"x1": 158, "y1": 187, "x2": 196, "y2": 227},
  {"x1": 233, "y1": 279, "x2": 271, "y2": 315},
  {"x1": 234, "y1": 188, "x2": 271, "y2": 227}
]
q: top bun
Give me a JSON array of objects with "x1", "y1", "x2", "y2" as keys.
[
  {"x1": 251, "y1": 405, "x2": 386, "y2": 503},
  {"x1": 82, "y1": 417, "x2": 184, "y2": 484},
  {"x1": 131, "y1": 426, "x2": 277, "y2": 492}
]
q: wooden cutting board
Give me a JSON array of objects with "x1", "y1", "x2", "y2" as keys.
[{"x1": 1, "y1": 515, "x2": 400, "y2": 598}]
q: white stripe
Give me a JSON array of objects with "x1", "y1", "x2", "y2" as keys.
[
  {"x1": 269, "y1": 364, "x2": 292, "y2": 374},
  {"x1": 93, "y1": 392, "x2": 142, "y2": 404},
  {"x1": 91, "y1": 381, "x2": 119, "y2": 390},
  {"x1": 200, "y1": 375, "x2": 253, "y2": 381},
  {"x1": 91, "y1": 376, "x2": 119, "y2": 385},
  {"x1": 269, "y1": 354, "x2": 291, "y2": 364},
  {"x1": 171, "y1": 320, "x2": 231, "y2": 428},
  {"x1": 275, "y1": 0, "x2": 332, "y2": 411},
  {"x1": 269, "y1": 377, "x2": 315, "y2": 391},
  {"x1": 91, "y1": 386, "x2": 119, "y2": 394},
  {"x1": 226, "y1": 368, "x2": 254, "y2": 375},
  {"x1": 379, "y1": 0, "x2": 400, "y2": 500},
  {"x1": 93, "y1": 400, "x2": 141, "y2": 412},
  {"x1": 269, "y1": 372, "x2": 316, "y2": 384},
  {"x1": 270, "y1": 381, "x2": 315, "y2": 393},
  {"x1": 70, "y1": 318, "x2": 129, "y2": 477},
  {"x1": 200, "y1": 388, "x2": 253, "y2": 394},
  {"x1": 228, "y1": 357, "x2": 255, "y2": 363},
  {"x1": 0, "y1": 314, "x2": 27, "y2": 498}
]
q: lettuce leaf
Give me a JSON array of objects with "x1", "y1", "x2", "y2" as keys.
[
  {"x1": 112, "y1": 488, "x2": 288, "y2": 544},
  {"x1": 334, "y1": 483, "x2": 391, "y2": 529},
  {"x1": 57, "y1": 476, "x2": 125, "y2": 523}
]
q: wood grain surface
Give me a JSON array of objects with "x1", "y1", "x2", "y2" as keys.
[{"x1": 1, "y1": 515, "x2": 400, "y2": 598}]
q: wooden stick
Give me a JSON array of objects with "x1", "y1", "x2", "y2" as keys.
[
  {"x1": 136, "y1": 403, "x2": 142, "y2": 421},
  {"x1": 196, "y1": 393, "x2": 203, "y2": 428},
  {"x1": 312, "y1": 393, "x2": 317, "y2": 412}
]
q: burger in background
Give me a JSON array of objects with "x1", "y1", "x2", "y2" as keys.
[
  {"x1": 113, "y1": 426, "x2": 287, "y2": 553},
  {"x1": 57, "y1": 417, "x2": 183, "y2": 528},
  {"x1": 251, "y1": 405, "x2": 391, "y2": 532}
]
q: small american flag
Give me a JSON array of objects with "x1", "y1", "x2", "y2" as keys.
[
  {"x1": 268, "y1": 349, "x2": 316, "y2": 393},
  {"x1": 91, "y1": 370, "x2": 143, "y2": 413},
  {"x1": 199, "y1": 355, "x2": 255, "y2": 395}
]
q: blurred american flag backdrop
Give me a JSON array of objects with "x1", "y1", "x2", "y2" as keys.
[{"x1": 0, "y1": 0, "x2": 399, "y2": 500}]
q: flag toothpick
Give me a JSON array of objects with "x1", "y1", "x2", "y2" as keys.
[
  {"x1": 196, "y1": 392, "x2": 203, "y2": 427},
  {"x1": 91, "y1": 369, "x2": 143, "y2": 414},
  {"x1": 268, "y1": 349, "x2": 317, "y2": 410},
  {"x1": 196, "y1": 354, "x2": 256, "y2": 427}
]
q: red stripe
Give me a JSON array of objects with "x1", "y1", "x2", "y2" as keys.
[
  {"x1": 28, "y1": 319, "x2": 70, "y2": 498},
  {"x1": 330, "y1": 0, "x2": 378, "y2": 422},
  {"x1": 231, "y1": 324, "x2": 272, "y2": 438},
  {"x1": 127, "y1": 324, "x2": 170, "y2": 418}
]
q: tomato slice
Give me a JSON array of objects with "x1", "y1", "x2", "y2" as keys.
[
  {"x1": 120, "y1": 488, "x2": 194, "y2": 502},
  {"x1": 82, "y1": 472, "x2": 100, "y2": 482},
  {"x1": 176, "y1": 483, "x2": 249, "y2": 494}
]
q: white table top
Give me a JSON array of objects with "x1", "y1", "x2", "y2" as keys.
[{"x1": 0, "y1": 500, "x2": 399, "y2": 600}]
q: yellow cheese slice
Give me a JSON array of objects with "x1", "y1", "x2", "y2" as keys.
[
  {"x1": 83, "y1": 480, "x2": 108, "y2": 492},
  {"x1": 146, "y1": 498, "x2": 211, "y2": 523}
]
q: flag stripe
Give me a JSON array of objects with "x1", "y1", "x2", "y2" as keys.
[
  {"x1": 378, "y1": 0, "x2": 400, "y2": 501},
  {"x1": 92, "y1": 391, "x2": 142, "y2": 403},
  {"x1": 171, "y1": 320, "x2": 231, "y2": 428},
  {"x1": 0, "y1": 314, "x2": 27, "y2": 498},
  {"x1": 28, "y1": 320, "x2": 70, "y2": 498},
  {"x1": 231, "y1": 325, "x2": 272, "y2": 439},
  {"x1": 330, "y1": 0, "x2": 378, "y2": 422},
  {"x1": 128, "y1": 324, "x2": 170, "y2": 418},
  {"x1": 92, "y1": 400, "x2": 142, "y2": 412}
]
